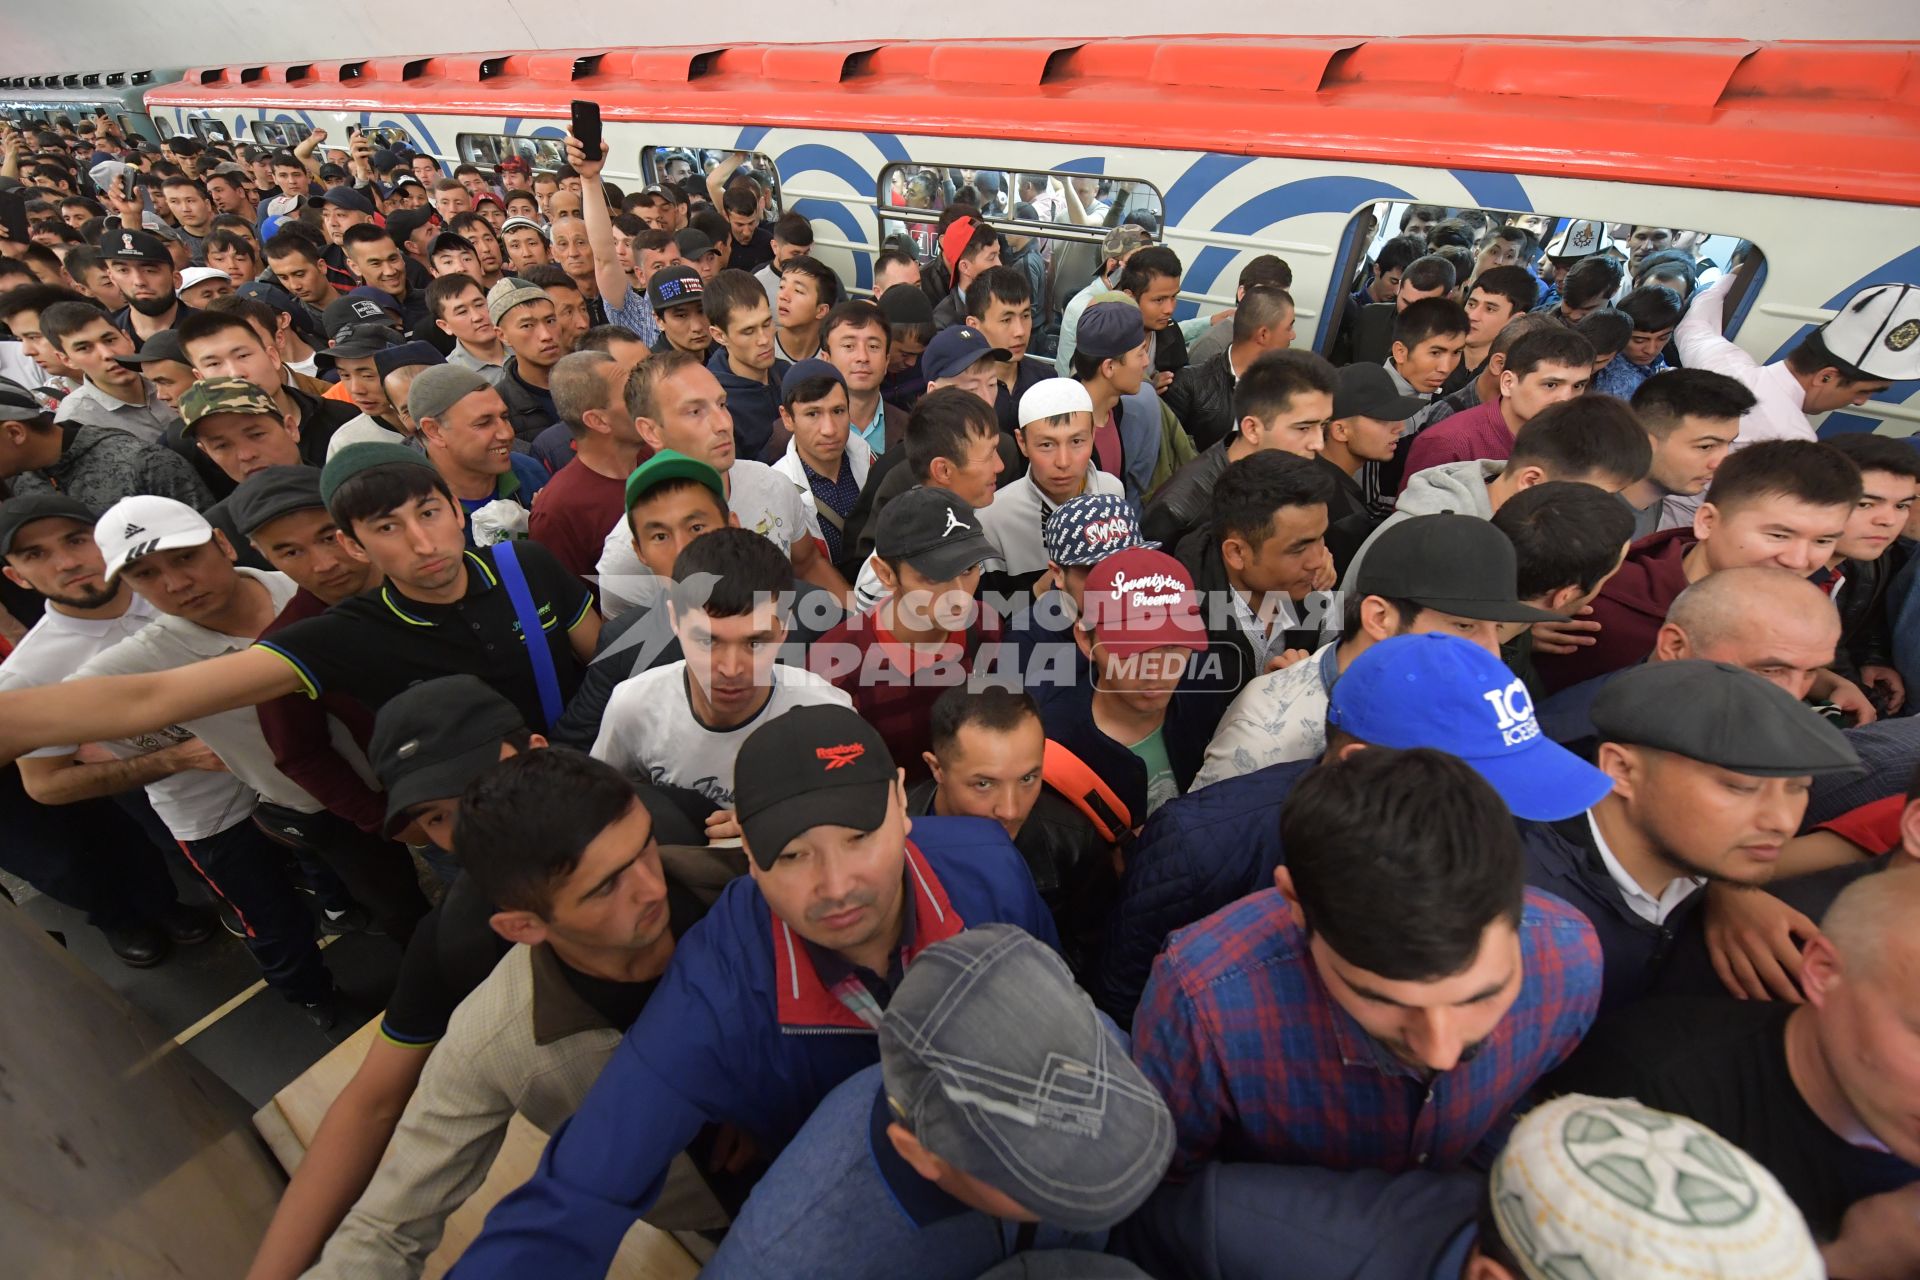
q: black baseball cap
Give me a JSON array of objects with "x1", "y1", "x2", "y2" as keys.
[
  {"x1": 878, "y1": 284, "x2": 934, "y2": 326},
  {"x1": 1353, "y1": 513, "x2": 1564, "y2": 624},
  {"x1": 672, "y1": 228, "x2": 717, "y2": 260},
  {"x1": 322, "y1": 294, "x2": 395, "y2": 342},
  {"x1": 227, "y1": 465, "x2": 325, "y2": 537},
  {"x1": 1592, "y1": 661, "x2": 1863, "y2": 778},
  {"x1": 0, "y1": 494, "x2": 95, "y2": 558},
  {"x1": 316, "y1": 322, "x2": 405, "y2": 370},
  {"x1": 368, "y1": 675, "x2": 529, "y2": 834},
  {"x1": 647, "y1": 265, "x2": 704, "y2": 313},
  {"x1": 115, "y1": 328, "x2": 188, "y2": 368},
  {"x1": 385, "y1": 207, "x2": 437, "y2": 246},
  {"x1": 1332, "y1": 362, "x2": 1429, "y2": 422},
  {"x1": 873, "y1": 487, "x2": 998, "y2": 580},
  {"x1": 99, "y1": 227, "x2": 173, "y2": 265},
  {"x1": 735, "y1": 705, "x2": 896, "y2": 870},
  {"x1": 307, "y1": 185, "x2": 375, "y2": 216}
]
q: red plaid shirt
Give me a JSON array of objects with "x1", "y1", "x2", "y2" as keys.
[{"x1": 1132, "y1": 887, "x2": 1602, "y2": 1178}]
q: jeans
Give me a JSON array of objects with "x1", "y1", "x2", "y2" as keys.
[
  {"x1": 179, "y1": 815, "x2": 333, "y2": 1004},
  {"x1": 254, "y1": 801, "x2": 431, "y2": 947},
  {"x1": 0, "y1": 763, "x2": 181, "y2": 931}
]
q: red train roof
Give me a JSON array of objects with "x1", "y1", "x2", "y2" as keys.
[{"x1": 147, "y1": 36, "x2": 1920, "y2": 206}]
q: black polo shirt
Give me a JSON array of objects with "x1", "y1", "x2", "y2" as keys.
[{"x1": 255, "y1": 542, "x2": 594, "y2": 728}]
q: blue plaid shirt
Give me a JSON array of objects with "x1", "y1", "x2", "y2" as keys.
[{"x1": 1133, "y1": 888, "x2": 1601, "y2": 1178}]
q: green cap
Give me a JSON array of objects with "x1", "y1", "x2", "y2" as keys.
[
  {"x1": 624, "y1": 448, "x2": 725, "y2": 513},
  {"x1": 178, "y1": 376, "x2": 281, "y2": 433},
  {"x1": 320, "y1": 441, "x2": 438, "y2": 510}
]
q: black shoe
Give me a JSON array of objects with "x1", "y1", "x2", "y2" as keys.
[
  {"x1": 103, "y1": 923, "x2": 169, "y2": 968},
  {"x1": 216, "y1": 900, "x2": 247, "y2": 938},
  {"x1": 155, "y1": 901, "x2": 216, "y2": 946},
  {"x1": 299, "y1": 992, "x2": 339, "y2": 1032},
  {"x1": 320, "y1": 904, "x2": 380, "y2": 936}
]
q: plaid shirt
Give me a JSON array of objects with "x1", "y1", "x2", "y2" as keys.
[{"x1": 1133, "y1": 887, "x2": 1601, "y2": 1178}]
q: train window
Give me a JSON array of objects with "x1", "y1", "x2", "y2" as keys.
[
  {"x1": 874, "y1": 164, "x2": 1165, "y2": 358},
  {"x1": 1327, "y1": 202, "x2": 1752, "y2": 355},
  {"x1": 458, "y1": 132, "x2": 567, "y2": 174},
  {"x1": 642, "y1": 148, "x2": 782, "y2": 220},
  {"x1": 188, "y1": 116, "x2": 231, "y2": 144},
  {"x1": 154, "y1": 116, "x2": 174, "y2": 139},
  {"x1": 249, "y1": 120, "x2": 311, "y2": 148}
]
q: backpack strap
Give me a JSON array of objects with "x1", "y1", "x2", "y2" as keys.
[
  {"x1": 492, "y1": 540, "x2": 563, "y2": 732},
  {"x1": 1042, "y1": 739, "x2": 1133, "y2": 846}
]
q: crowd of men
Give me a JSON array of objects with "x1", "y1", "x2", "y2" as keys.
[{"x1": 2, "y1": 107, "x2": 1920, "y2": 1280}]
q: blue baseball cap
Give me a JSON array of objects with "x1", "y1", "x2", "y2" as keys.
[
  {"x1": 1042, "y1": 492, "x2": 1158, "y2": 567},
  {"x1": 921, "y1": 326, "x2": 1010, "y2": 382},
  {"x1": 780, "y1": 357, "x2": 846, "y2": 404},
  {"x1": 1328, "y1": 634, "x2": 1611, "y2": 822}
]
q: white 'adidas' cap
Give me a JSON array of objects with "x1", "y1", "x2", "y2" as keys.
[
  {"x1": 1818, "y1": 282, "x2": 1920, "y2": 382},
  {"x1": 96, "y1": 495, "x2": 215, "y2": 580}
]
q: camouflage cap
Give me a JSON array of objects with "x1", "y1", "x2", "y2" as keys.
[{"x1": 178, "y1": 376, "x2": 281, "y2": 433}]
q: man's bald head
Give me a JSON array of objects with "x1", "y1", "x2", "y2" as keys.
[
  {"x1": 1655, "y1": 567, "x2": 1839, "y2": 701},
  {"x1": 1822, "y1": 863, "x2": 1920, "y2": 982}
]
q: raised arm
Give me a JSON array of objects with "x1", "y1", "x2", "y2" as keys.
[
  {"x1": 705, "y1": 152, "x2": 746, "y2": 209},
  {"x1": 564, "y1": 133, "x2": 635, "y2": 310},
  {"x1": 1673, "y1": 270, "x2": 1754, "y2": 376},
  {"x1": 0, "y1": 648, "x2": 303, "y2": 767},
  {"x1": 293, "y1": 128, "x2": 326, "y2": 180}
]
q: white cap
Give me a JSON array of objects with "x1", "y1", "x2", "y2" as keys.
[
  {"x1": 1545, "y1": 220, "x2": 1606, "y2": 259},
  {"x1": 1818, "y1": 283, "x2": 1920, "y2": 382},
  {"x1": 95, "y1": 496, "x2": 214, "y2": 580},
  {"x1": 1017, "y1": 376, "x2": 1095, "y2": 428},
  {"x1": 179, "y1": 266, "x2": 231, "y2": 291},
  {"x1": 264, "y1": 194, "x2": 301, "y2": 219},
  {"x1": 1489, "y1": 1094, "x2": 1822, "y2": 1280}
]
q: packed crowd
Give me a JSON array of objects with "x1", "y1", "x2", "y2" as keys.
[{"x1": 2, "y1": 107, "x2": 1920, "y2": 1280}]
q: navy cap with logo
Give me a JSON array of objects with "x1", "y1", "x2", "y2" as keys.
[
  {"x1": 368, "y1": 675, "x2": 530, "y2": 834},
  {"x1": 1353, "y1": 514, "x2": 1564, "y2": 624},
  {"x1": 99, "y1": 227, "x2": 173, "y2": 265},
  {"x1": 874, "y1": 486, "x2": 998, "y2": 581},
  {"x1": 227, "y1": 464, "x2": 325, "y2": 538},
  {"x1": 1592, "y1": 660, "x2": 1862, "y2": 778},
  {"x1": 735, "y1": 705, "x2": 897, "y2": 870},
  {"x1": 921, "y1": 326, "x2": 1011, "y2": 382},
  {"x1": 647, "y1": 265, "x2": 704, "y2": 313},
  {"x1": 1042, "y1": 492, "x2": 1158, "y2": 567},
  {"x1": 0, "y1": 494, "x2": 96, "y2": 558}
]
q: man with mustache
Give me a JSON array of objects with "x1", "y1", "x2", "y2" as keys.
[
  {"x1": 1133, "y1": 746, "x2": 1602, "y2": 1178},
  {"x1": 448, "y1": 704, "x2": 1058, "y2": 1279}
]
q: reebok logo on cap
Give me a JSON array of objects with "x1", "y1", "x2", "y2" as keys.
[
  {"x1": 1483, "y1": 679, "x2": 1541, "y2": 748},
  {"x1": 817, "y1": 742, "x2": 866, "y2": 770}
]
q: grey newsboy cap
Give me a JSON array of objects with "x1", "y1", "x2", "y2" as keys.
[
  {"x1": 407, "y1": 365, "x2": 494, "y2": 426},
  {"x1": 879, "y1": 924, "x2": 1173, "y2": 1232},
  {"x1": 1592, "y1": 659, "x2": 1862, "y2": 778}
]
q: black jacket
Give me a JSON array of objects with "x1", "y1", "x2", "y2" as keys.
[
  {"x1": 1314, "y1": 455, "x2": 1380, "y2": 579},
  {"x1": 1161, "y1": 350, "x2": 1235, "y2": 450},
  {"x1": 1175, "y1": 525, "x2": 1321, "y2": 731},
  {"x1": 1834, "y1": 554, "x2": 1894, "y2": 683},
  {"x1": 906, "y1": 778, "x2": 1119, "y2": 982},
  {"x1": 1519, "y1": 815, "x2": 1705, "y2": 1014},
  {"x1": 496, "y1": 356, "x2": 557, "y2": 443},
  {"x1": 1152, "y1": 320, "x2": 1190, "y2": 381},
  {"x1": 1141, "y1": 437, "x2": 1232, "y2": 548},
  {"x1": 1337, "y1": 301, "x2": 1396, "y2": 368}
]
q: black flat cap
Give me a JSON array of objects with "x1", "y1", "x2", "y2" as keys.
[
  {"x1": 227, "y1": 465, "x2": 325, "y2": 537},
  {"x1": 1592, "y1": 660, "x2": 1862, "y2": 777}
]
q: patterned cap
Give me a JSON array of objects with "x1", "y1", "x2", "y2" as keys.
[
  {"x1": 486, "y1": 276, "x2": 549, "y2": 327},
  {"x1": 1101, "y1": 223, "x2": 1153, "y2": 259},
  {"x1": 1490, "y1": 1094, "x2": 1822, "y2": 1280},
  {"x1": 1042, "y1": 493, "x2": 1157, "y2": 567},
  {"x1": 178, "y1": 377, "x2": 280, "y2": 432}
]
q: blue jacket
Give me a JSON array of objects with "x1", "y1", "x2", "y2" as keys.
[
  {"x1": 1518, "y1": 817, "x2": 1704, "y2": 1014},
  {"x1": 448, "y1": 817, "x2": 1059, "y2": 1279},
  {"x1": 1113, "y1": 385, "x2": 1166, "y2": 503},
  {"x1": 708, "y1": 345, "x2": 791, "y2": 464},
  {"x1": 1093, "y1": 760, "x2": 1314, "y2": 1021}
]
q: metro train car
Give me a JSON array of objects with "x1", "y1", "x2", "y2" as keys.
[
  {"x1": 142, "y1": 36, "x2": 1920, "y2": 434},
  {"x1": 0, "y1": 68, "x2": 182, "y2": 143}
]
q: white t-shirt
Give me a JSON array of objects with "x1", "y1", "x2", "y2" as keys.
[
  {"x1": 75, "y1": 569, "x2": 374, "y2": 816},
  {"x1": 594, "y1": 459, "x2": 809, "y2": 618},
  {"x1": 0, "y1": 594, "x2": 257, "y2": 840},
  {"x1": 591, "y1": 659, "x2": 851, "y2": 809}
]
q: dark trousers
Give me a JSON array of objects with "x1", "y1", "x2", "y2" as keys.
[
  {"x1": 254, "y1": 801, "x2": 430, "y2": 947},
  {"x1": 0, "y1": 764, "x2": 181, "y2": 931},
  {"x1": 179, "y1": 816, "x2": 333, "y2": 1004}
]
